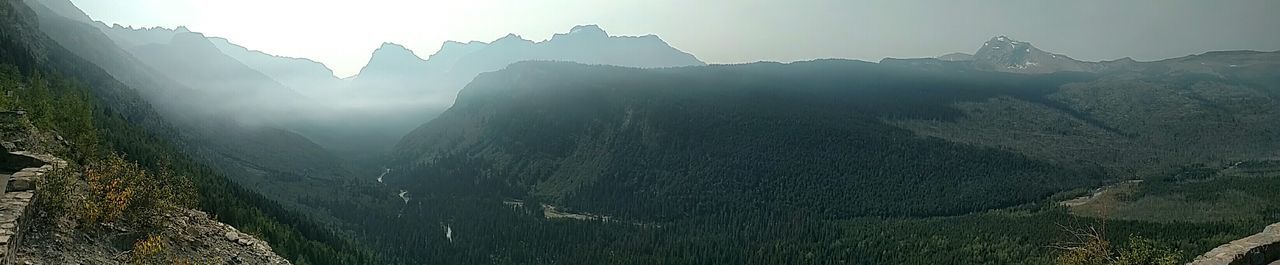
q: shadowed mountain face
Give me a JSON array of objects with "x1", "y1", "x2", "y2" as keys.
[
  {"x1": 386, "y1": 60, "x2": 1112, "y2": 220},
  {"x1": 19, "y1": 0, "x2": 360, "y2": 220},
  {"x1": 387, "y1": 37, "x2": 1280, "y2": 223}
]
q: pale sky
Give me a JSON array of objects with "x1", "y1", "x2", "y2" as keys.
[{"x1": 70, "y1": 0, "x2": 1280, "y2": 78}]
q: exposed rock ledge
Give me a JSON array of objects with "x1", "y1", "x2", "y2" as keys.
[
  {"x1": 0, "y1": 151, "x2": 289, "y2": 264},
  {"x1": 1189, "y1": 222, "x2": 1280, "y2": 265}
]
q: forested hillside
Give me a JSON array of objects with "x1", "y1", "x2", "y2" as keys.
[
  {"x1": 17, "y1": 0, "x2": 379, "y2": 225},
  {"x1": 8, "y1": 0, "x2": 1278, "y2": 263},
  {"x1": 0, "y1": 1, "x2": 369, "y2": 263},
  {"x1": 391, "y1": 60, "x2": 1110, "y2": 220},
  {"x1": 370, "y1": 54, "x2": 1280, "y2": 263}
]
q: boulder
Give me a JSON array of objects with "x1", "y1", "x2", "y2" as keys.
[
  {"x1": 224, "y1": 231, "x2": 240, "y2": 242},
  {"x1": 6, "y1": 178, "x2": 33, "y2": 192}
]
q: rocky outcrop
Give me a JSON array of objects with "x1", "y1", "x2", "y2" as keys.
[
  {"x1": 1190, "y1": 223, "x2": 1280, "y2": 265},
  {"x1": 0, "y1": 150, "x2": 289, "y2": 264}
]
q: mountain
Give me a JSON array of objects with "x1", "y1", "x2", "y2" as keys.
[
  {"x1": 900, "y1": 37, "x2": 1280, "y2": 177},
  {"x1": 388, "y1": 60, "x2": 1111, "y2": 220},
  {"x1": 20, "y1": 0, "x2": 367, "y2": 225},
  {"x1": 380, "y1": 36, "x2": 1280, "y2": 261},
  {"x1": 1, "y1": 1, "x2": 369, "y2": 263},
  {"x1": 937, "y1": 52, "x2": 973, "y2": 61},
  {"x1": 969, "y1": 36, "x2": 1100, "y2": 73},
  {"x1": 206, "y1": 36, "x2": 344, "y2": 96},
  {"x1": 99, "y1": 24, "x2": 345, "y2": 99},
  {"x1": 347, "y1": 24, "x2": 705, "y2": 106},
  {"x1": 310, "y1": 24, "x2": 710, "y2": 156},
  {"x1": 100, "y1": 24, "x2": 189, "y2": 47},
  {"x1": 126, "y1": 31, "x2": 307, "y2": 118},
  {"x1": 348, "y1": 42, "x2": 435, "y2": 96},
  {"x1": 20, "y1": 0, "x2": 1279, "y2": 261},
  {"x1": 445, "y1": 25, "x2": 704, "y2": 72}
]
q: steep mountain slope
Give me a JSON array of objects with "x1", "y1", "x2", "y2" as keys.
[
  {"x1": 126, "y1": 31, "x2": 308, "y2": 120},
  {"x1": 350, "y1": 43, "x2": 434, "y2": 95},
  {"x1": 20, "y1": 0, "x2": 368, "y2": 226},
  {"x1": 389, "y1": 60, "x2": 1108, "y2": 220},
  {"x1": 98, "y1": 25, "x2": 345, "y2": 99},
  {"x1": 206, "y1": 36, "x2": 343, "y2": 95},
  {"x1": 1, "y1": 1, "x2": 369, "y2": 263}
]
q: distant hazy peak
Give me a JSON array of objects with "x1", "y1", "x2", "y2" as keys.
[
  {"x1": 441, "y1": 40, "x2": 488, "y2": 49},
  {"x1": 980, "y1": 35, "x2": 1035, "y2": 53},
  {"x1": 23, "y1": 0, "x2": 92, "y2": 23},
  {"x1": 493, "y1": 33, "x2": 533, "y2": 45},
  {"x1": 107, "y1": 24, "x2": 188, "y2": 33},
  {"x1": 168, "y1": 31, "x2": 215, "y2": 47},
  {"x1": 428, "y1": 41, "x2": 488, "y2": 62},
  {"x1": 552, "y1": 24, "x2": 609, "y2": 39},
  {"x1": 373, "y1": 42, "x2": 425, "y2": 60}
]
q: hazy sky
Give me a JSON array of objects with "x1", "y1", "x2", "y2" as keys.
[{"x1": 70, "y1": 0, "x2": 1280, "y2": 78}]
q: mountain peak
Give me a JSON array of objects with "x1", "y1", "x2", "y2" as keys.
[
  {"x1": 982, "y1": 35, "x2": 1032, "y2": 50},
  {"x1": 549, "y1": 25, "x2": 612, "y2": 42},
  {"x1": 493, "y1": 33, "x2": 531, "y2": 45},
  {"x1": 441, "y1": 40, "x2": 487, "y2": 49},
  {"x1": 378, "y1": 42, "x2": 408, "y2": 50},
  {"x1": 971, "y1": 35, "x2": 1094, "y2": 73},
  {"x1": 368, "y1": 42, "x2": 425, "y2": 63},
  {"x1": 568, "y1": 25, "x2": 608, "y2": 36}
]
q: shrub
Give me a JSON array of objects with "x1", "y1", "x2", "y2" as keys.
[
  {"x1": 38, "y1": 152, "x2": 195, "y2": 232},
  {"x1": 1055, "y1": 226, "x2": 1182, "y2": 265}
]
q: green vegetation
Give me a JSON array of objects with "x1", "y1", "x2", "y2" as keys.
[
  {"x1": 9, "y1": 0, "x2": 1280, "y2": 262},
  {"x1": 0, "y1": 2, "x2": 371, "y2": 263},
  {"x1": 352, "y1": 60, "x2": 1278, "y2": 264},
  {"x1": 321, "y1": 194, "x2": 1253, "y2": 264},
  {"x1": 393, "y1": 61, "x2": 1108, "y2": 220},
  {"x1": 1071, "y1": 161, "x2": 1280, "y2": 224},
  {"x1": 1056, "y1": 228, "x2": 1182, "y2": 265}
]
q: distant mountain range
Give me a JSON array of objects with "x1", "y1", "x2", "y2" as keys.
[
  {"x1": 21, "y1": 0, "x2": 711, "y2": 223},
  {"x1": 95, "y1": 20, "x2": 706, "y2": 153},
  {"x1": 927, "y1": 36, "x2": 1144, "y2": 74},
  {"x1": 15, "y1": 0, "x2": 1280, "y2": 263}
]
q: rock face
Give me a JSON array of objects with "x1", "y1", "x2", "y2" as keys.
[
  {"x1": 0, "y1": 150, "x2": 290, "y2": 264},
  {"x1": 970, "y1": 36, "x2": 1097, "y2": 74},
  {"x1": 1189, "y1": 223, "x2": 1280, "y2": 265},
  {"x1": 149, "y1": 209, "x2": 292, "y2": 265}
]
